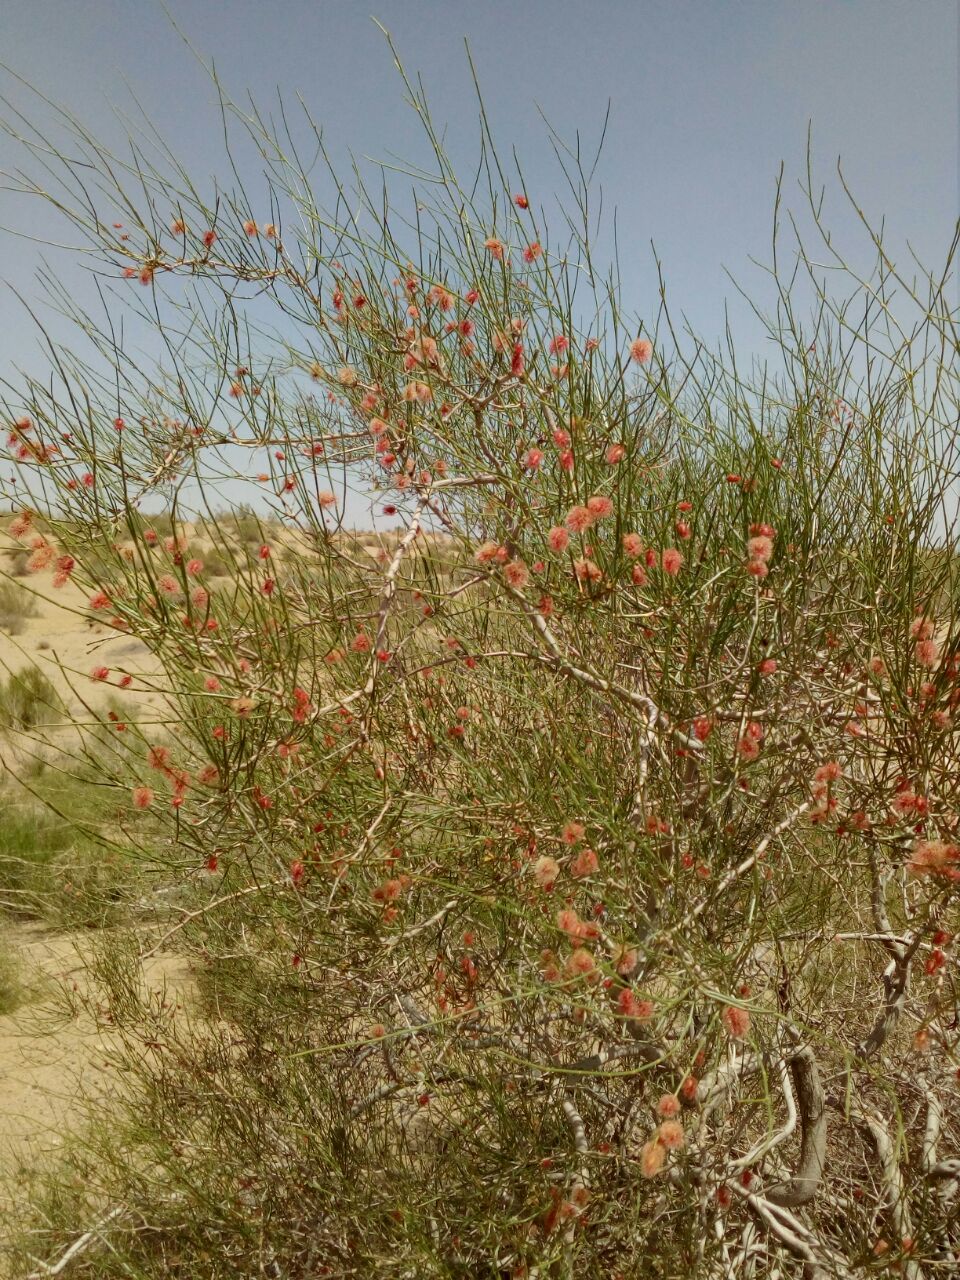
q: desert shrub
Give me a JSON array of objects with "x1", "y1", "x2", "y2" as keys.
[
  {"x1": 0, "y1": 666, "x2": 62, "y2": 732},
  {"x1": 0, "y1": 784, "x2": 137, "y2": 927},
  {"x1": 0, "y1": 938, "x2": 25, "y2": 1015},
  {"x1": 0, "y1": 579, "x2": 40, "y2": 633},
  {"x1": 1, "y1": 43, "x2": 958, "y2": 1280},
  {"x1": 221, "y1": 504, "x2": 270, "y2": 548},
  {"x1": 5, "y1": 546, "x2": 29, "y2": 576}
]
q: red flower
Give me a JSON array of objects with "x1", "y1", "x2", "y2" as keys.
[
  {"x1": 722, "y1": 1005, "x2": 751, "y2": 1039},
  {"x1": 131, "y1": 786, "x2": 153, "y2": 810}
]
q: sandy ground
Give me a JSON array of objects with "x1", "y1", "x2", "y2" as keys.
[
  {"x1": 0, "y1": 535, "x2": 184, "y2": 1226},
  {"x1": 0, "y1": 534, "x2": 168, "y2": 734},
  {"x1": 0, "y1": 921, "x2": 190, "y2": 1218},
  {"x1": 0, "y1": 518, "x2": 454, "y2": 1235},
  {"x1": 0, "y1": 523, "x2": 455, "y2": 731}
]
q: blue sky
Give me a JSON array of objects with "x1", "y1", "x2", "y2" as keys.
[{"x1": 0, "y1": 0, "x2": 957, "y2": 517}]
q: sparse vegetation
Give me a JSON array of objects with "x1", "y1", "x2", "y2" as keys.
[
  {"x1": 0, "y1": 666, "x2": 62, "y2": 732},
  {"x1": 0, "y1": 775, "x2": 137, "y2": 927},
  {"x1": 0, "y1": 580, "x2": 39, "y2": 634},
  {"x1": 0, "y1": 940, "x2": 25, "y2": 1016},
  {"x1": 0, "y1": 35, "x2": 957, "y2": 1280}
]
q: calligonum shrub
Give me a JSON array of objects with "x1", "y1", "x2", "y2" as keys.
[{"x1": 2, "y1": 44, "x2": 958, "y2": 1280}]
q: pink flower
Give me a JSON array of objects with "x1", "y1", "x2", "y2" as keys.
[
  {"x1": 565, "y1": 505, "x2": 594, "y2": 534},
  {"x1": 813, "y1": 761, "x2": 841, "y2": 783},
  {"x1": 656, "y1": 1094, "x2": 680, "y2": 1118},
  {"x1": 564, "y1": 948, "x2": 596, "y2": 979},
  {"x1": 548, "y1": 527, "x2": 570, "y2": 553},
  {"x1": 549, "y1": 334, "x2": 569, "y2": 356},
  {"x1": 402, "y1": 381, "x2": 432, "y2": 403},
  {"x1": 573, "y1": 558, "x2": 602, "y2": 583},
  {"x1": 483, "y1": 237, "x2": 505, "y2": 260},
  {"x1": 504, "y1": 560, "x2": 529, "y2": 588},
  {"x1": 132, "y1": 785, "x2": 153, "y2": 810},
  {"x1": 622, "y1": 533, "x2": 644, "y2": 559},
  {"x1": 586, "y1": 494, "x2": 614, "y2": 519},
  {"x1": 693, "y1": 716, "x2": 712, "y2": 741},
  {"x1": 617, "y1": 988, "x2": 653, "y2": 1021},
  {"x1": 640, "y1": 1139, "x2": 666, "y2": 1178},
  {"x1": 318, "y1": 491, "x2": 337, "y2": 509},
  {"x1": 908, "y1": 839, "x2": 958, "y2": 875},
  {"x1": 8, "y1": 513, "x2": 32, "y2": 540},
  {"x1": 657, "y1": 1119, "x2": 685, "y2": 1150},
  {"x1": 629, "y1": 337, "x2": 653, "y2": 364},
  {"x1": 606, "y1": 443, "x2": 626, "y2": 464},
  {"x1": 570, "y1": 848, "x2": 599, "y2": 878},
  {"x1": 533, "y1": 856, "x2": 560, "y2": 889},
  {"x1": 915, "y1": 639, "x2": 939, "y2": 668},
  {"x1": 523, "y1": 447, "x2": 543, "y2": 470},
  {"x1": 661, "y1": 548, "x2": 683, "y2": 576},
  {"x1": 722, "y1": 1005, "x2": 751, "y2": 1039},
  {"x1": 475, "y1": 541, "x2": 502, "y2": 565},
  {"x1": 747, "y1": 535, "x2": 773, "y2": 562},
  {"x1": 90, "y1": 666, "x2": 110, "y2": 681},
  {"x1": 561, "y1": 821, "x2": 585, "y2": 845},
  {"x1": 556, "y1": 907, "x2": 581, "y2": 935},
  {"x1": 427, "y1": 284, "x2": 454, "y2": 310}
]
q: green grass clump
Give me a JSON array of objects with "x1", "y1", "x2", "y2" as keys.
[
  {"x1": 0, "y1": 580, "x2": 40, "y2": 634},
  {"x1": 0, "y1": 667, "x2": 63, "y2": 732},
  {"x1": 0, "y1": 782, "x2": 137, "y2": 927},
  {"x1": 0, "y1": 938, "x2": 26, "y2": 1015}
]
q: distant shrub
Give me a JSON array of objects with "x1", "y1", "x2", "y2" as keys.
[
  {"x1": 0, "y1": 780, "x2": 139, "y2": 927},
  {"x1": 0, "y1": 579, "x2": 40, "y2": 633},
  {"x1": 0, "y1": 666, "x2": 62, "y2": 731},
  {"x1": 6, "y1": 547, "x2": 30, "y2": 577},
  {"x1": 0, "y1": 938, "x2": 25, "y2": 1015}
]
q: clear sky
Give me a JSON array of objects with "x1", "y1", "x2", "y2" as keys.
[{"x1": 0, "y1": 0, "x2": 957, "y2": 512}]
